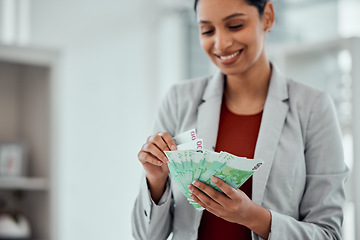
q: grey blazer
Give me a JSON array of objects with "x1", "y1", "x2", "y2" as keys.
[{"x1": 132, "y1": 64, "x2": 348, "y2": 240}]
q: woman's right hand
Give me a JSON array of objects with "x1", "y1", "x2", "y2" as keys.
[{"x1": 138, "y1": 132, "x2": 177, "y2": 202}]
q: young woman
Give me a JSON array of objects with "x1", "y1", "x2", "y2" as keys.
[{"x1": 132, "y1": 0, "x2": 348, "y2": 239}]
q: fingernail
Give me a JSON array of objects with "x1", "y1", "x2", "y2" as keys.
[
  {"x1": 171, "y1": 145, "x2": 176, "y2": 151},
  {"x1": 193, "y1": 181, "x2": 200, "y2": 187},
  {"x1": 163, "y1": 157, "x2": 169, "y2": 163},
  {"x1": 188, "y1": 185, "x2": 194, "y2": 192},
  {"x1": 211, "y1": 176, "x2": 218, "y2": 183},
  {"x1": 157, "y1": 161, "x2": 163, "y2": 166}
]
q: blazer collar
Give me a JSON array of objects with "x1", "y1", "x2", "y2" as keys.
[
  {"x1": 202, "y1": 71, "x2": 224, "y2": 101},
  {"x1": 197, "y1": 63, "x2": 290, "y2": 205},
  {"x1": 253, "y1": 64, "x2": 289, "y2": 204},
  {"x1": 267, "y1": 63, "x2": 289, "y2": 101}
]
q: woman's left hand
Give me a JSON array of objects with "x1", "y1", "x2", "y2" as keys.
[
  {"x1": 188, "y1": 176, "x2": 271, "y2": 238},
  {"x1": 188, "y1": 176, "x2": 253, "y2": 225}
]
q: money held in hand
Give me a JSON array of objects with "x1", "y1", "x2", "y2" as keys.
[{"x1": 164, "y1": 129, "x2": 264, "y2": 211}]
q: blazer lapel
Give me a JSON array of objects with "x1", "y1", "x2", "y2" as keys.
[
  {"x1": 193, "y1": 72, "x2": 224, "y2": 227},
  {"x1": 196, "y1": 72, "x2": 224, "y2": 150},
  {"x1": 252, "y1": 65, "x2": 289, "y2": 205}
]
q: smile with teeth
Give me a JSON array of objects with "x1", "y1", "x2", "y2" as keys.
[{"x1": 218, "y1": 50, "x2": 241, "y2": 60}]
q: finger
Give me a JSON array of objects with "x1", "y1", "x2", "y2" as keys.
[
  {"x1": 191, "y1": 180, "x2": 229, "y2": 206},
  {"x1": 138, "y1": 151, "x2": 163, "y2": 166},
  {"x1": 141, "y1": 143, "x2": 168, "y2": 163},
  {"x1": 158, "y1": 132, "x2": 177, "y2": 151},
  {"x1": 189, "y1": 192, "x2": 222, "y2": 216},
  {"x1": 188, "y1": 183, "x2": 223, "y2": 208},
  {"x1": 148, "y1": 134, "x2": 171, "y2": 152},
  {"x1": 211, "y1": 176, "x2": 238, "y2": 199}
]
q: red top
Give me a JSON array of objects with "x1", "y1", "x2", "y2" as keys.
[{"x1": 197, "y1": 97, "x2": 263, "y2": 240}]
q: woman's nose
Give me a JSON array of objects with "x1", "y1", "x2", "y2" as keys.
[{"x1": 214, "y1": 31, "x2": 233, "y2": 52}]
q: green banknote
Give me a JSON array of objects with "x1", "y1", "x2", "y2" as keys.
[
  {"x1": 165, "y1": 130, "x2": 264, "y2": 211},
  {"x1": 198, "y1": 151, "x2": 225, "y2": 183},
  {"x1": 165, "y1": 151, "x2": 194, "y2": 200},
  {"x1": 177, "y1": 151, "x2": 192, "y2": 188},
  {"x1": 164, "y1": 151, "x2": 188, "y2": 195},
  {"x1": 165, "y1": 150, "x2": 205, "y2": 210},
  {"x1": 204, "y1": 152, "x2": 263, "y2": 192},
  {"x1": 172, "y1": 128, "x2": 197, "y2": 145},
  {"x1": 179, "y1": 150, "x2": 205, "y2": 208},
  {"x1": 177, "y1": 138, "x2": 204, "y2": 151}
]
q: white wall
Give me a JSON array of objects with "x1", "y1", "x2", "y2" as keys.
[{"x1": 30, "y1": 0, "x2": 165, "y2": 239}]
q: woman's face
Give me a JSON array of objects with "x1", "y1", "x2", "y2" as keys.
[{"x1": 197, "y1": 0, "x2": 271, "y2": 77}]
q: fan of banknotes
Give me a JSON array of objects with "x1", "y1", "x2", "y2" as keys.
[{"x1": 164, "y1": 129, "x2": 264, "y2": 211}]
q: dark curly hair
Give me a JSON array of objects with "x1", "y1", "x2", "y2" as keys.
[{"x1": 194, "y1": 0, "x2": 269, "y2": 16}]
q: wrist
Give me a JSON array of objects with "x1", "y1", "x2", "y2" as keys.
[
  {"x1": 245, "y1": 203, "x2": 271, "y2": 239},
  {"x1": 146, "y1": 174, "x2": 168, "y2": 187},
  {"x1": 146, "y1": 175, "x2": 168, "y2": 204}
]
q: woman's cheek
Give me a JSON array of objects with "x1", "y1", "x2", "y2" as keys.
[{"x1": 200, "y1": 38, "x2": 211, "y2": 54}]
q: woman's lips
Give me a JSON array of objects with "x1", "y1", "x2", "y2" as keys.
[{"x1": 215, "y1": 50, "x2": 243, "y2": 65}]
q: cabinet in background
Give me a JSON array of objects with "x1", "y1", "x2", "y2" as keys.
[{"x1": 0, "y1": 44, "x2": 59, "y2": 240}]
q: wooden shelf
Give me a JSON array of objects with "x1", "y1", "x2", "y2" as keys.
[
  {"x1": 0, "y1": 177, "x2": 49, "y2": 191},
  {"x1": 0, "y1": 44, "x2": 57, "y2": 239}
]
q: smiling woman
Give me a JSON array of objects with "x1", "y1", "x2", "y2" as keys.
[
  {"x1": 196, "y1": 0, "x2": 272, "y2": 84},
  {"x1": 132, "y1": 0, "x2": 349, "y2": 239}
]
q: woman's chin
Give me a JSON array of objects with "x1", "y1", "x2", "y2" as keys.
[{"x1": 216, "y1": 64, "x2": 248, "y2": 76}]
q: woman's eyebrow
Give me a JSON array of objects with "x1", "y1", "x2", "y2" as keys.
[
  {"x1": 223, "y1": 13, "x2": 246, "y2": 21},
  {"x1": 198, "y1": 13, "x2": 246, "y2": 24}
]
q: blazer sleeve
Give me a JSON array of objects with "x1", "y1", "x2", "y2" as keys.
[
  {"x1": 131, "y1": 86, "x2": 179, "y2": 240},
  {"x1": 266, "y1": 93, "x2": 349, "y2": 240}
]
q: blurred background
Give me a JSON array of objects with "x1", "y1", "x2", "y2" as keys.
[{"x1": 0, "y1": 0, "x2": 359, "y2": 239}]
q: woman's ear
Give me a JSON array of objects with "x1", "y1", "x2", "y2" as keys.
[{"x1": 263, "y1": 2, "x2": 275, "y2": 32}]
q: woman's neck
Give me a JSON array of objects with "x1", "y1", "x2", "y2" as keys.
[{"x1": 224, "y1": 58, "x2": 271, "y2": 115}]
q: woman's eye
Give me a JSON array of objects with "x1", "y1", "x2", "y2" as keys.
[
  {"x1": 229, "y1": 24, "x2": 243, "y2": 29},
  {"x1": 201, "y1": 29, "x2": 214, "y2": 35}
]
